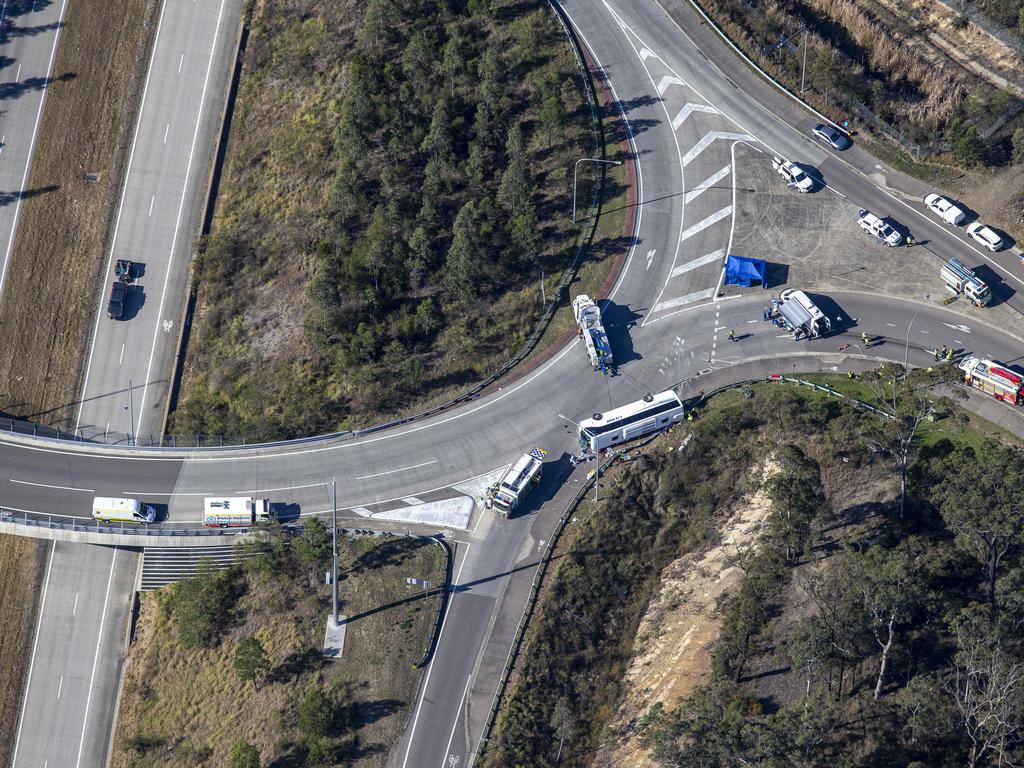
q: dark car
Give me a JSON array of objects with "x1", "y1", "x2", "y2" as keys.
[
  {"x1": 812, "y1": 123, "x2": 851, "y2": 150},
  {"x1": 107, "y1": 281, "x2": 127, "y2": 319}
]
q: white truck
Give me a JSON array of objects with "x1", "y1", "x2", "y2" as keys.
[
  {"x1": 203, "y1": 497, "x2": 273, "y2": 528},
  {"x1": 92, "y1": 497, "x2": 156, "y2": 524},
  {"x1": 941, "y1": 259, "x2": 990, "y2": 307},
  {"x1": 777, "y1": 289, "x2": 831, "y2": 339},
  {"x1": 486, "y1": 452, "x2": 543, "y2": 518},
  {"x1": 572, "y1": 295, "x2": 613, "y2": 373},
  {"x1": 857, "y1": 209, "x2": 903, "y2": 247}
]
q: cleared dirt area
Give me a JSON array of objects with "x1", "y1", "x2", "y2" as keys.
[
  {"x1": 0, "y1": 536, "x2": 47, "y2": 765},
  {"x1": 594, "y1": 461, "x2": 777, "y2": 768},
  {"x1": 111, "y1": 536, "x2": 445, "y2": 767},
  {"x1": 0, "y1": 0, "x2": 159, "y2": 429}
]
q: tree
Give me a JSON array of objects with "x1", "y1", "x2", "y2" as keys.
[
  {"x1": 299, "y1": 688, "x2": 334, "y2": 740},
  {"x1": 292, "y1": 518, "x2": 332, "y2": 574},
  {"x1": 227, "y1": 739, "x2": 261, "y2": 768},
  {"x1": 934, "y1": 446, "x2": 1024, "y2": 608},
  {"x1": 765, "y1": 444, "x2": 826, "y2": 563},
  {"x1": 947, "y1": 117, "x2": 984, "y2": 166},
  {"x1": 537, "y1": 82, "x2": 565, "y2": 148},
  {"x1": 170, "y1": 561, "x2": 236, "y2": 648},
  {"x1": 234, "y1": 636, "x2": 270, "y2": 690},
  {"x1": 443, "y1": 201, "x2": 483, "y2": 299},
  {"x1": 786, "y1": 616, "x2": 830, "y2": 699}
]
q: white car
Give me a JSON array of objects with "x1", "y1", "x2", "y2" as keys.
[
  {"x1": 771, "y1": 156, "x2": 814, "y2": 192},
  {"x1": 858, "y1": 210, "x2": 903, "y2": 247},
  {"x1": 966, "y1": 222, "x2": 1004, "y2": 251},
  {"x1": 924, "y1": 193, "x2": 966, "y2": 226}
]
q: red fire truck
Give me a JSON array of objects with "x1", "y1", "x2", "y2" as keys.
[{"x1": 959, "y1": 356, "x2": 1023, "y2": 405}]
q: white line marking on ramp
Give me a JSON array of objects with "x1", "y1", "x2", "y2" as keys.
[
  {"x1": 682, "y1": 131, "x2": 754, "y2": 166},
  {"x1": 671, "y1": 248, "x2": 725, "y2": 277},
  {"x1": 9, "y1": 479, "x2": 94, "y2": 493},
  {"x1": 646, "y1": 248, "x2": 656, "y2": 270},
  {"x1": 654, "y1": 288, "x2": 716, "y2": 313},
  {"x1": 356, "y1": 460, "x2": 438, "y2": 480},
  {"x1": 402, "y1": 496, "x2": 426, "y2": 505},
  {"x1": 657, "y1": 75, "x2": 684, "y2": 95},
  {"x1": 685, "y1": 165, "x2": 731, "y2": 203},
  {"x1": 672, "y1": 103, "x2": 718, "y2": 131},
  {"x1": 942, "y1": 322, "x2": 972, "y2": 334},
  {"x1": 679, "y1": 206, "x2": 732, "y2": 242},
  {"x1": 639, "y1": 48, "x2": 655, "y2": 60}
]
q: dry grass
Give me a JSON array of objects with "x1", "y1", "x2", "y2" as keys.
[
  {"x1": 0, "y1": 0, "x2": 159, "y2": 428},
  {"x1": 0, "y1": 536, "x2": 47, "y2": 765},
  {"x1": 111, "y1": 537, "x2": 445, "y2": 768}
]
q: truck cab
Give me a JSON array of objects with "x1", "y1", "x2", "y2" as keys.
[{"x1": 488, "y1": 453, "x2": 543, "y2": 518}]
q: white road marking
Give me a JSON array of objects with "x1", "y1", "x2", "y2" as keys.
[
  {"x1": 0, "y1": 0, "x2": 70, "y2": 301},
  {"x1": 646, "y1": 248, "x2": 656, "y2": 270},
  {"x1": 56, "y1": 676, "x2": 62, "y2": 700},
  {"x1": 639, "y1": 47, "x2": 655, "y2": 60},
  {"x1": 75, "y1": 549, "x2": 118, "y2": 768},
  {"x1": 440, "y1": 674, "x2": 473, "y2": 768},
  {"x1": 118, "y1": 344, "x2": 124, "y2": 365},
  {"x1": 942, "y1": 322, "x2": 972, "y2": 334},
  {"x1": 954, "y1": 339, "x2": 963, "y2": 345},
  {"x1": 654, "y1": 288, "x2": 717, "y2": 313},
  {"x1": 672, "y1": 102, "x2": 718, "y2": 131},
  {"x1": 14, "y1": 63, "x2": 20, "y2": 81},
  {"x1": 886, "y1": 323, "x2": 896, "y2": 327},
  {"x1": 682, "y1": 131, "x2": 754, "y2": 166},
  {"x1": 9, "y1": 478, "x2": 93, "y2": 493},
  {"x1": 233, "y1": 481, "x2": 328, "y2": 494},
  {"x1": 356, "y1": 460, "x2": 438, "y2": 481},
  {"x1": 0, "y1": 134, "x2": 5, "y2": 157},
  {"x1": 685, "y1": 165, "x2": 731, "y2": 203},
  {"x1": 920, "y1": 329, "x2": 929, "y2": 334},
  {"x1": 163, "y1": 123, "x2": 169, "y2": 143},
  {"x1": 72, "y1": 593, "x2": 79, "y2": 616},
  {"x1": 656, "y1": 75, "x2": 684, "y2": 95},
  {"x1": 679, "y1": 206, "x2": 732, "y2": 242},
  {"x1": 148, "y1": 195, "x2": 155, "y2": 216},
  {"x1": 671, "y1": 249, "x2": 725, "y2": 277},
  {"x1": 402, "y1": 544, "x2": 472, "y2": 768},
  {"x1": 402, "y1": 496, "x2": 426, "y2": 505},
  {"x1": 178, "y1": 52, "x2": 184, "y2": 73}
]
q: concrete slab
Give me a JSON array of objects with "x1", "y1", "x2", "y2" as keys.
[
  {"x1": 370, "y1": 496, "x2": 474, "y2": 530},
  {"x1": 323, "y1": 615, "x2": 347, "y2": 659},
  {"x1": 454, "y1": 468, "x2": 506, "y2": 505}
]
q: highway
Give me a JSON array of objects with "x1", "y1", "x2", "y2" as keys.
[
  {"x1": 2, "y1": 0, "x2": 1024, "y2": 766},
  {"x1": 0, "y1": 0, "x2": 68, "y2": 300}
]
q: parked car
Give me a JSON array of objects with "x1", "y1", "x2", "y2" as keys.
[
  {"x1": 966, "y1": 222, "x2": 1004, "y2": 251},
  {"x1": 812, "y1": 123, "x2": 851, "y2": 150},
  {"x1": 923, "y1": 193, "x2": 966, "y2": 226},
  {"x1": 771, "y1": 156, "x2": 814, "y2": 192},
  {"x1": 857, "y1": 209, "x2": 903, "y2": 247},
  {"x1": 107, "y1": 281, "x2": 127, "y2": 319}
]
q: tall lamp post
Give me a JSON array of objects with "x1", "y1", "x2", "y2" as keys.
[
  {"x1": 572, "y1": 158, "x2": 623, "y2": 223},
  {"x1": 558, "y1": 413, "x2": 600, "y2": 503},
  {"x1": 903, "y1": 292, "x2": 930, "y2": 373}
]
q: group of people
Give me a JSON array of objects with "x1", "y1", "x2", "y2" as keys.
[{"x1": 934, "y1": 345, "x2": 955, "y2": 362}]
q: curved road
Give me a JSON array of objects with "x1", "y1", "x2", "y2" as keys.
[{"x1": 4, "y1": 0, "x2": 1024, "y2": 767}]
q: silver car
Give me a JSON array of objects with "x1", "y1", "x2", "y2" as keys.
[{"x1": 812, "y1": 123, "x2": 851, "y2": 150}]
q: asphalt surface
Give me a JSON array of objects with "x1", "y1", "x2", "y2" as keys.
[
  {"x1": 74, "y1": 0, "x2": 244, "y2": 443},
  {"x1": 4, "y1": 0, "x2": 1024, "y2": 767},
  {"x1": 0, "y1": 0, "x2": 67, "y2": 300}
]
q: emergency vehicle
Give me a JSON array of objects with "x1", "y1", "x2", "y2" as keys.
[
  {"x1": 959, "y1": 356, "x2": 1023, "y2": 405},
  {"x1": 941, "y1": 259, "x2": 990, "y2": 307}
]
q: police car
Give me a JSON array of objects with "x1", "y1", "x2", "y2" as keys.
[
  {"x1": 857, "y1": 209, "x2": 903, "y2": 247},
  {"x1": 771, "y1": 156, "x2": 814, "y2": 192}
]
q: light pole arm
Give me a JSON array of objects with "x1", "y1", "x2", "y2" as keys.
[{"x1": 572, "y1": 158, "x2": 623, "y2": 224}]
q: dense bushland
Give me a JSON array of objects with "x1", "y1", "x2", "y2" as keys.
[{"x1": 173, "y1": 0, "x2": 594, "y2": 440}]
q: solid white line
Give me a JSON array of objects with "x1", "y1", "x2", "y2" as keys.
[
  {"x1": 671, "y1": 248, "x2": 725, "y2": 277},
  {"x1": 654, "y1": 288, "x2": 716, "y2": 313},
  {"x1": 12, "y1": 542, "x2": 56, "y2": 764},
  {"x1": 0, "y1": 0, "x2": 69, "y2": 301},
  {"x1": 134, "y1": 0, "x2": 230, "y2": 438},
  {"x1": 56, "y1": 676, "x2": 62, "y2": 700},
  {"x1": 356, "y1": 460, "x2": 438, "y2": 481},
  {"x1": 75, "y1": 548, "x2": 119, "y2": 768},
  {"x1": 9, "y1": 478, "x2": 93, "y2": 493},
  {"x1": 402, "y1": 543, "x2": 471, "y2": 768},
  {"x1": 74, "y1": 0, "x2": 169, "y2": 432},
  {"x1": 679, "y1": 206, "x2": 732, "y2": 242},
  {"x1": 684, "y1": 165, "x2": 731, "y2": 203},
  {"x1": 439, "y1": 675, "x2": 473, "y2": 768}
]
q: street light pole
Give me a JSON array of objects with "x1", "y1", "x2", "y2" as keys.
[
  {"x1": 128, "y1": 379, "x2": 135, "y2": 447},
  {"x1": 800, "y1": 28, "x2": 808, "y2": 94},
  {"x1": 331, "y1": 477, "x2": 338, "y2": 625},
  {"x1": 572, "y1": 158, "x2": 623, "y2": 223}
]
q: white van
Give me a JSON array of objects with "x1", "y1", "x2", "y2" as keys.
[{"x1": 92, "y1": 497, "x2": 156, "y2": 524}]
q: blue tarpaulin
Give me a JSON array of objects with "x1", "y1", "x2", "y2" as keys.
[{"x1": 723, "y1": 255, "x2": 767, "y2": 288}]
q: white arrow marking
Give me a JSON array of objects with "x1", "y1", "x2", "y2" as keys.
[
  {"x1": 685, "y1": 165, "x2": 731, "y2": 203},
  {"x1": 646, "y1": 248, "x2": 656, "y2": 271},
  {"x1": 672, "y1": 103, "x2": 718, "y2": 131},
  {"x1": 671, "y1": 248, "x2": 726, "y2": 277},
  {"x1": 682, "y1": 131, "x2": 755, "y2": 166},
  {"x1": 942, "y1": 322, "x2": 972, "y2": 334},
  {"x1": 679, "y1": 206, "x2": 732, "y2": 242},
  {"x1": 639, "y1": 47, "x2": 656, "y2": 60},
  {"x1": 657, "y1": 75, "x2": 685, "y2": 96}
]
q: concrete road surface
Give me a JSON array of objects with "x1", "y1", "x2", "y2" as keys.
[
  {"x1": 0, "y1": 0, "x2": 68, "y2": 300},
  {"x1": 75, "y1": 0, "x2": 244, "y2": 443}
]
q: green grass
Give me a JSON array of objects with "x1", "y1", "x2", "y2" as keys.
[{"x1": 858, "y1": 135, "x2": 966, "y2": 188}]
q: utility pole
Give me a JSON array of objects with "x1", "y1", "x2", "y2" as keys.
[
  {"x1": 800, "y1": 28, "x2": 808, "y2": 94},
  {"x1": 331, "y1": 477, "x2": 338, "y2": 625},
  {"x1": 541, "y1": 269, "x2": 546, "y2": 306},
  {"x1": 128, "y1": 379, "x2": 135, "y2": 447}
]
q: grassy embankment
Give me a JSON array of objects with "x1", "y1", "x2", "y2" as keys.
[
  {"x1": 112, "y1": 529, "x2": 445, "y2": 768},
  {"x1": 171, "y1": 0, "x2": 625, "y2": 441},
  {"x1": 484, "y1": 369, "x2": 1024, "y2": 766}
]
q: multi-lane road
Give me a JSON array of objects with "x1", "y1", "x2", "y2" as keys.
[{"x1": 4, "y1": 0, "x2": 1024, "y2": 767}]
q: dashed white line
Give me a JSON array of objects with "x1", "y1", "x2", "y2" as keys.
[
  {"x1": 356, "y1": 460, "x2": 438, "y2": 481},
  {"x1": 9, "y1": 479, "x2": 94, "y2": 493},
  {"x1": 178, "y1": 52, "x2": 184, "y2": 73},
  {"x1": 14, "y1": 63, "x2": 20, "y2": 81},
  {"x1": 56, "y1": 676, "x2": 63, "y2": 700},
  {"x1": 163, "y1": 123, "x2": 169, "y2": 143},
  {"x1": 118, "y1": 343, "x2": 124, "y2": 365},
  {"x1": 72, "y1": 592, "x2": 79, "y2": 616},
  {"x1": 148, "y1": 195, "x2": 155, "y2": 216}
]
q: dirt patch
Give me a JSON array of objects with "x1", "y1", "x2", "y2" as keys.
[
  {"x1": 0, "y1": 0, "x2": 159, "y2": 428},
  {"x1": 111, "y1": 536, "x2": 445, "y2": 767},
  {"x1": 594, "y1": 460, "x2": 778, "y2": 768},
  {"x1": 0, "y1": 536, "x2": 47, "y2": 765}
]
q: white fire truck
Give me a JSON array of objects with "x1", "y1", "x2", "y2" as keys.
[{"x1": 959, "y1": 356, "x2": 1023, "y2": 405}]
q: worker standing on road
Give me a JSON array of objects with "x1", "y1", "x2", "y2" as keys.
[
  {"x1": 947, "y1": 347, "x2": 954, "y2": 362},
  {"x1": 906, "y1": 234, "x2": 915, "y2": 247},
  {"x1": 861, "y1": 332, "x2": 870, "y2": 346},
  {"x1": 729, "y1": 329, "x2": 736, "y2": 342}
]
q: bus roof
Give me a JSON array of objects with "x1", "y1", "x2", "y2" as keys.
[{"x1": 579, "y1": 390, "x2": 682, "y2": 436}]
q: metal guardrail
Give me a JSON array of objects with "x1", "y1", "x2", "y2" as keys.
[{"x1": 413, "y1": 536, "x2": 454, "y2": 670}]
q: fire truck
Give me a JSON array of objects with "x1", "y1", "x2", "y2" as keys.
[{"x1": 959, "y1": 356, "x2": 1023, "y2": 405}]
